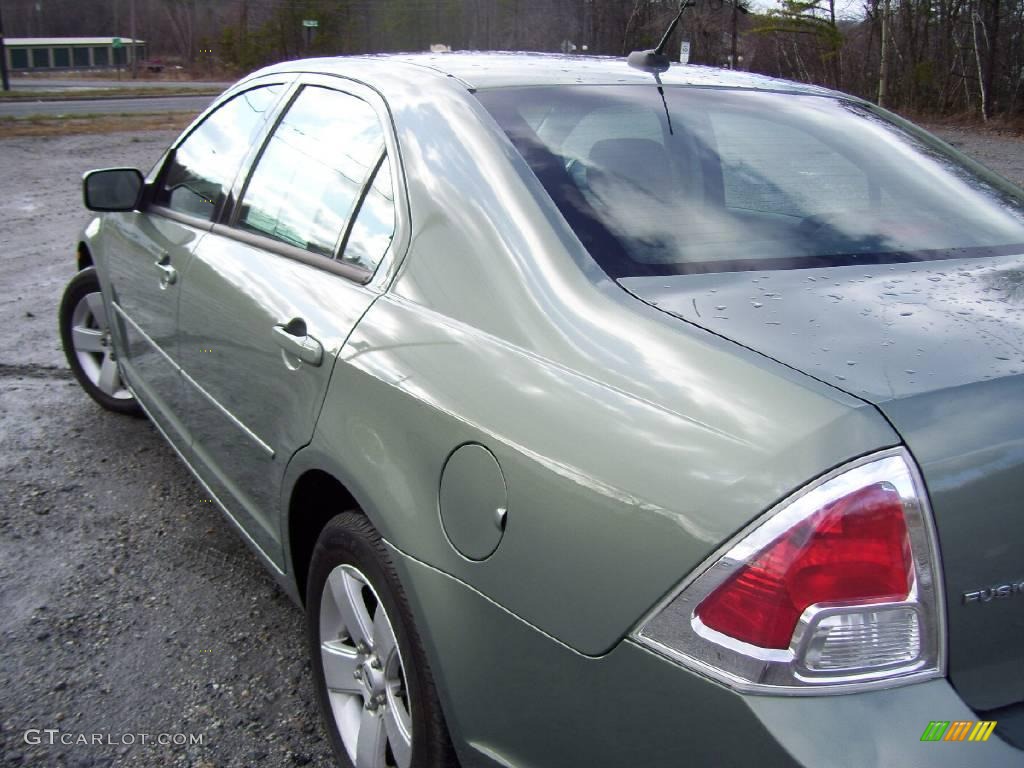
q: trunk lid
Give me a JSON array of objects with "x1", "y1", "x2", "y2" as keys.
[{"x1": 621, "y1": 254, "x2": 1024, "y2": 711}]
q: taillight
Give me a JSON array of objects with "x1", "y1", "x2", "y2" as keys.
[
  {"x1": 634, "y1": 449, "x2": 945, "y2": 693},
  {"x1": 696, "y1": 482, "x2": 913, "y2": 649}
]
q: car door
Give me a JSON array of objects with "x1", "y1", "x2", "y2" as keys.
[
  {"x1": 177, "y1": 79, "x2": 401, "y2": 563},
  {"x1": 102, "y1": 81, "x2": 289, "y2": 447}
]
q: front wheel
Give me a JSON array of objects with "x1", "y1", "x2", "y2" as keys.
[
  {"x1": 59, "y1": 267, "x2": 140, "y2": 416},
  {"x1": 306, "y1": 512, "x2": 458, "y2": 768}
]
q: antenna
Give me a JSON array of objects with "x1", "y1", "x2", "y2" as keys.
[{"x1": 627, "y1": 0, "x2": 696, "y2": 74}]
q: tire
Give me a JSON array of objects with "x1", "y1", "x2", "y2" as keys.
[
  {"x1": 307, "y1": 512, "x2": 459, "y2": 768},
  {"x1": 59, "y1": 267, "x2": 141, "y2": 416}
]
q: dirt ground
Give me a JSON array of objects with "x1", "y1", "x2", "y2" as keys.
[
  {"x1": 0, "y1": 124, "x2": 1022, "y2": 768},
  {"x1": 0, "y1": 114, "x2": 196, "y2": 139},
  {"x1": 924, "y1": 123, "x2": 1024, "y2": 187}
]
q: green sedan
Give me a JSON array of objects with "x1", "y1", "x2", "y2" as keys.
[{"x1": 60, "y1": 52, "x2": 1024, "y2": 767}]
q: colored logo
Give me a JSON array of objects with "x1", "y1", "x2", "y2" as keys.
[{"x1": 921, "y1": 720, "x2": 997, "y2": 742}]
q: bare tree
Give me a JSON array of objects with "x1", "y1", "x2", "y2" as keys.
[{"x1": 161, "y1": 0, "x2": 197, "y2": 63}]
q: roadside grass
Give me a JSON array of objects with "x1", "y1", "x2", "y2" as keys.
[
  {"x1": 0, "y1": 112, "x2": 195, "y2": 138},
  {"x1": 0, "y1": 86, "x2": 223, "y2": 101},
  {"x1": 10, "y1": 66, "x2": 237, "y2": 83}
]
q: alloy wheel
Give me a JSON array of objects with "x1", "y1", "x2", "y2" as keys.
[
  {"x1": 69, "y1": 292, "x2": 132, "y2": 401},
  {"x1": 319, "y1": 564, "x2": 413, "y2": 768}
]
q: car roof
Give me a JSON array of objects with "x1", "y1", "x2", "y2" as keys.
[{"x1": 260, "y1": 51, "x2": 839, "y2": 97}]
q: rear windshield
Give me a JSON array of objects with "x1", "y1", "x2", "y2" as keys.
[{"x1": 476, "y1": 86, "x2": 1024, "y2": 277}]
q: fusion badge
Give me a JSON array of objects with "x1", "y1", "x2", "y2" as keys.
[{"x1": 962, "y1": 579, "x2": 1024, "y2": 605}]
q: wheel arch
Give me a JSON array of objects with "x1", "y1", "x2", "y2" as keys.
[
  {"x1": 286, "y1": 468, "x2": 361, "y2": 607},
  {"x1": 77, "y1": 241, "x2": 93, "y2": 271},
  {"x1": 283, "y1": 449, "x2": 467, "y2": 762}
]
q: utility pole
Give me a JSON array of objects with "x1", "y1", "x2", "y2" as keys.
[
  {"x1": 0, "y1": 1, "x2": 10, "y2": 92},
  {"x1": 114, "y1": 0, "x2": 121, "y2": 81},
  {"x1": 240, "y1": 0, "x2": 248, "y2": 65},
  {"x1": 730, "y1": 0, "x2": 738, "y2": 69},
  {"x1": 583, "y1": 0, "x2": 594, "y2": 52},
  {"x1": 877, "y1": 0, "x2": 890, "y2": 107},
  {"x1": 130, "y1": 0, "x2": 137, "y2": 79},
  {"x1": 723, "y1": 1, "x2": 747, "y2": 70}
]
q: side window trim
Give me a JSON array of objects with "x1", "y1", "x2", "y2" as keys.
[
  {"x1": 220, "y1": 79, "x2": 303, "y2": 227},
  {"x1": 220, "y1": 82, "x2": 385, "y2": 283},
  {"x1": 302, "y1": 71, "x2": 410, "y2": 292},
  {"x1": 334, "y1": 149, "x2": 387, "y2": 260},
  {"x1": 225, "y1": 82, "x2": 304, "y2": 229},
  {"x1": 209, "y1": 221, "x2": 372, "y2": 283},
  {"x1": 147, "y1": 203, "x2": 215, "y2": 233},
  {"x1": 216, "y1": 78, "x2": 302, "y2": 226},
  {"x1": 227, "y1": 83, "x2": 381, "y2": 233},
  {"x1": 148, "y1": 71, "x2": 406, "y2": 291}
]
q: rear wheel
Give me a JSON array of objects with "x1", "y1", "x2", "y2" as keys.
[
  {"x1": 59, "y1": 267, "x2": 140, "y2": 416},
  {"x1": 306, "y1": 512, "x2": 458, "y2": 768}
]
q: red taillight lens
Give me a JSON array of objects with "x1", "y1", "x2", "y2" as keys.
[
  {"x1": 696, "y1": 483, "x2": 912, "y2": 649},
  {"x1": 635, "y1": 451, "x2": 944, "y2": 692}
]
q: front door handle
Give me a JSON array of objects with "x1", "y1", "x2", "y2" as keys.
[
  {"x1": 154, "y1": 253, "x2": 177, "y2": 289},
  {"x1": 272, "y1": 319, "x2": 323, "y2": 367}
]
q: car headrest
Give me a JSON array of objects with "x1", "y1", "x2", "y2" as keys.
[{"x1": 588, "y1": 138, "x2": 673, "y2": 199}]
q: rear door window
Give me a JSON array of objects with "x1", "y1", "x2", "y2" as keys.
[
  {"x1": 234, "y1": 85, "x2": 387, "y2": 263},
  {"x1": 339, "y1": 154, "x2": 396, "y2": 272}
]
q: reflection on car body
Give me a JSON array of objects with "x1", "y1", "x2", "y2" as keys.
[{"x1": 60, "y1": 53, "x2": 1024, "y2": 767}]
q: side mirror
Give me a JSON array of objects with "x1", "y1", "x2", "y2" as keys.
[{"x1": 83, "y1": 168, "x2": 144, "y2": 212}]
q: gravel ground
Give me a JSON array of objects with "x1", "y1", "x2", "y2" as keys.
[
  {"x1": 0, "y1": 123, "x2": 1022, "y2": 768},
  {"x1": 1, "y1": 131, "x2": 333, "y2": 767},
  {"x1": 925, "y1": 123, "x2": 1024, "y2": 187}
]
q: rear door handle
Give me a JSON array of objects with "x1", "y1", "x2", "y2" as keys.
[
  {"x1": 154, "y1": 253, "x2": 177, "y2": 288},
  {"x1": 272, "y1": 319, "x2": 323, "y2": 367}
]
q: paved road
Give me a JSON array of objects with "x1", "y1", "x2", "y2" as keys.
[{"x1": 0, "y1": 94, "x2": 218, "y2": 118}]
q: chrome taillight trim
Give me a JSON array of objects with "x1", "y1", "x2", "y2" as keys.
[{"x1": 631, "y1": 447, "x2": 947, "y2": 696}]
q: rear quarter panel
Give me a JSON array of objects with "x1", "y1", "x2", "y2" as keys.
[{"x1": 288, "y1": 74, "x2": 900, "y2": 654}]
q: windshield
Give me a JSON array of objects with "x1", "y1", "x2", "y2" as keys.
[{"x1": 476, "y1": 86, "x2": 1024, "y2": 277}]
